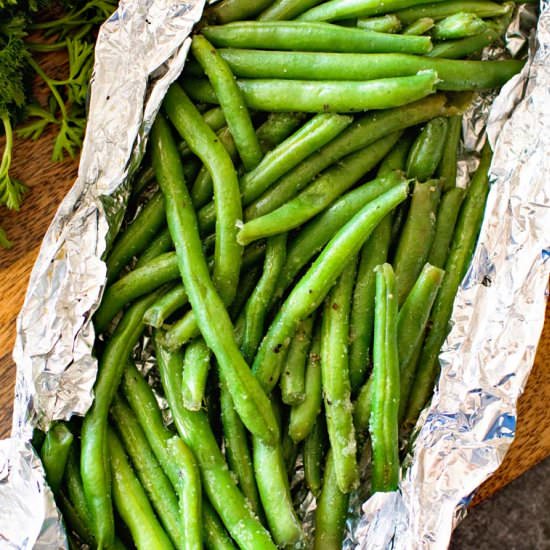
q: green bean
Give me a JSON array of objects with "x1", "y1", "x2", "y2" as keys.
[
  {"x1": 144, "y1": 285, "x2": 189, "y2": 328},
  {"x1": 438, "y1": 115, "x2": 462, "y2": 191},
  {"x1": 218, "y1": 49, "x2": 523, "y2": 92},
  {"x1": 206, "y1": 0, "x2": 273, "y2": 24},
  {"x1": 256, "y1": 113, "x2": 307, "y2": 153},
  {"x1": 403, "y1": 17, "x2": 434, "y2": 35},
  {"x1": 238, "y1": 132, "x2": 401, "y2": 245},
  {"x1": 258, "y1": 0, "x2": 323, "y2": 20},
  {"x1": 252, "y1": 436, "x2": 303, "y2": 546},
  {"x1": 396, "y1": 1, "x2": 512, "y2": 25},
  {"x1": 57, "y1": 491, "x2": 96, "y2": 548},
  {"x1": 181, "y1": 339, "x2": 211, "y2": 411},
  {"x1": 432, "y1": 12, "x2": 487, "y2": 40},
  {"x1": 81, "y1": 290, "x2": 164, "y2": 548},
  {"x1": 298, "y1": 0, "x2": 447, "y2": 21},
  {"x1": 40, "y1": 423, "x2": 73, "y2": 494},
  {"x1": 393, "y1": 180, "x2": 442, "y2": 305},
  {"x1": 288, "y1": 322, "x2": 323, "y2": 443},
  {"x1": 370, "y1": 263, "x2": 400, "y2": 493},
  {"x1": 111, "y1": 395, "x2": 183, "y2": 548},
  {"x1": 167, "y1": 437, "x2": 203, "y2": 550},
  {"x1": 94, "y1": 252, "x2": 180, "y2": 333},
  {"x1": 135, "y1": 227, "x2": 174, "y2": 268},
  {"x1": 313, "y1": 450, "x2": 349, "y2": 550},
  {"x1": 242, "y1": 235, "x2": 287, "y2": 362},
  {"x1": 107, "y1": 427, "x2": 174, "y2": 550},
  {"x1": 202, "y1": 21, "x2": 433, "y2": 54},
  {"x1": 192, "y1": 35, "x2": 262, "y2": 172},
  {"x1": 164, "y1": 84, "x2": 241, "y2": 307},
  {"x1": 404, "y1": 143, "x2": 492, "y2": 429},
  {"x1": 321, "y1": 257, "x2": 359, "y2": 493},
  {"x1": 154, "y1": 338, "x2": 276, "y2": 549},
  {"x1": 253, "y1": 181, "x2": 409, "y2": 393},
  {"x1": 281, "y1": 316, "x2": 314, "y2": 405},
  {"x1": 152, "y1": 114, "x2": 278, "y2": 444},
  {"x1": 202, "y1": 500, "x2": 237, "y2": 550},
  {"x1": 106, "y1": 191, "x2": 166, "y2": 283},
  {"x1": 219, "y1": 376, "x2": 263, "y2": 518},
  {"x1": 398, "y1": 263, "x2": 444, "y2": 420},
  {"x1": 245, "y1": 93, "x2": 454, "y2": 220},
  {"x1": 241, "y1": 113, "x2": 352, "y2": 204},
  {"x1": 64, "y1": 449, "x2": 93, "y2": 532},
  {"x1": 377, "y1": 131, "x2": 415, "y2": 177},
  {"x1": 228, "y1": 263, "x2": 263, "y2": 320},
  {"x1": 353, "y1": 376, "x2": 373, "y2": 433},
  {"x1": 357, "y1": 14, "x2": 402, "y2": 32},
  {"x1": 349, "y1": 215, "x2": 392, "y2": 393},
  {"x1": 427, "y1": 26, "x2": 500, "y2": 58},
  {"x1": 185, "y1": 71, "x2": 438, "y2": 114},
  {"x1": 428, "y1": 187, "x2": 465, "y2": 268},
  {"x1": 303, "y1": 414, "x2": 326, "y2": 496},
  {"x1": 407, "y1": 117, "x2": 449, "y2": 181}
]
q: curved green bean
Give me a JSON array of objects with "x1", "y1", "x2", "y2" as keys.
[
  {"x1": 181, "y1": 339, "x2": 211, "y2": 411},
  {"x1": 144, "y1": 285, "x2": 188, "y2": 328},
  {"x1": 396, "y1": 1, "x2": 512, "y2": 25},
  {"x1": 135, "y1": 227, "x2": 174, "y2": 269},
  {"x1": 357, "y1": 14, "x2": 402, "y2": 32},
  {"x1": 428, "y1": 26, "x2": 500, "y2": 58},
  {"x1": 40, "y1": 423, "x2": 73, "y2": 494},
  {"x1": 407, "y1": 117, "x2": 449, "y2": 181},
  {"x1": 432, "y1": 12, "x2": 487, "y2": 40}
]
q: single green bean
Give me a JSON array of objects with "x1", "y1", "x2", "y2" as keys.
[
  {"x1": 252, "y1": 181, "x2": 409, "y2": 392},
  {"x1": 181, "y1": 339, "x2": 211, "y2": 411},
  {"x1": 245, "y1": 93, "x2": 454, "y2": 220},
  {"x1": 202, "y1": 500, "x2": 237, "y2": 550},
  {"x1": 288, "y1": 322, "x2": 323, "y2": 443},
  {"x1": 154, "y1": 338, "x2": 276, "y2": 549},
  {"x1": 303, "y1": 414, "x2": 326, "y2": 496},
  {"x1": 135, "y1": 227, "x2": 174, "y2": 268},
  {"x1": 377, "y1": 131, "x2": 415, "y2": 177},
  {"x1": 428, "y1": 187, "x2": 465, "y2": 268},
  {"x1": 111, "y1": 396, "x2": 183, "y2": 548},
  {"x1": 202, "y1": 21, "x2": 433, "y2": 54},
  {"x1": 404, "y1": 143, "x2": 492, "y2": 429},
  {"x1": 438, "y1": 115, "x2": 462, "y2": 191},
  {"x1": 258, "y1": 0, "x2": 324, "y2": 20},
  {"x1": 313, "y1": 450, "x2": 349, "y2": 550},
  {"x1": 81, "y1": 290, "x2": 163, "y2": 548},
  {"x1": 353, "y1": 376, "x2": 373, "y2": 433},
  {"x1": 369, "y1": 263, "x2": 400, "y2": 493},
  {"x1": 94, "y1": 252, "x2": 180, "y2": 333},
  {"x1": 242, "y1": 234, "x2": 287, "y2": 362},
  {"x1": 428, "y1": 26, "x2": 500, "y2": 58},
  {"x1": 281, "y1": 316, "x2": 314, "y2": 406},
  {"x1": 407, "y1": 117, "x2": 449, "y2": 181},
  {"x1": 57, "y1": 492, "x2": 96, "y2": 548},
  {"x1": 241, "y1": 113, "x2": 352, "y2": 204},
  {"x1": 40, "y1": 423, "x2": 73, "y2": 494},
  {"x1": 192, "y1": 35, "x2": 262, "y2": 172},
  {"x1": 403, "y1": 17, "x2": 434, "y2": 35},
  {"x1": 238, "y1": 132, "x2": 402, "y2": 245},
  {"x1": 228, "y1": 263, "x2": 263, "y2": 320},
  {"x1": 206, "y1": 0, "x2": 273, "y2": 23},
  {"x1": 164, "y1": 84, "x2": 242, "y2": 306},
  {"x1": 357, "y1": 14, "x2": 402, "y2": 32},
  {"x1": 167, "y1": 437, "x2": 203, "y2": 550},
  {"x1": 321, "y1": 257, "x2": 359, "y2": 493},
  {"x1": 393, "y1": 180, "x2": 442, "y2": 305},
  {"x1": 144, "y1": 285, "x2": 189, "y2": 328},
  {"x1": 184, "y1": 71, "x2": 439, "y2": 113},
  {"x1": 396, "y1": 1, "x2": 512, "y2": 25},
  {"x1": 64, "y1": 449, "x2": 93, "y2": 532},
  {"x1": 432, "y1": 12, "x2": 487, "y2": 40},
  {"x1": 397, "y1": 263, "x2": 445, "y2": 420},
  {"x1": 256, "y1": 112, "x2": 307, "y2": 153},
  {"x1": 107, "y1": 427, "x2": 174, "y2": 550},
  {"x1": 152, "y1": 113, "x2": 278, "y2": 444}
]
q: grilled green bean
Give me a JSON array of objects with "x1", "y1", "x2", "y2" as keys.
[{"x1": 144, "y1": 285, "x2": 189, "y2": 328}]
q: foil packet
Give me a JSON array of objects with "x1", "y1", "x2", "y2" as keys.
[{"x1": 1, "y1": 0, "x2": 549, "y2": 548}]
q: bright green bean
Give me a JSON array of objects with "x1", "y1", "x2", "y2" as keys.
[
  {"x1": 428, "y1": 26, "x2": 500, "y2": 58},
  {"x1": 438, "y1": 115, "x2": 462, "y2": 191},
  {"x1": 357, "y1": 14, "x2": 402, "y2": 32},
  {"x1": 404, "y1": 143, "x2": 492, "y2": 429},
  {"x1": 369, "y1": 263, "x2": 400, "y2": 493},
  {"x1": 397, "y1": 263, "x2": 444, "y2": 420},
  {"x1": 152, "y1": 113, "x2": 278, "y2": 444},
  {"x1": 403, "y1": 17, "x2": 434, "y2": 35},
  {"x1": 181, "y1": 339, "x2": 211, "y2": 411},
  {"x1": 432, "y1": 12, "x2": 487, "y2": 40},
  {"x1": 192, "y1": 35, "x2": 262, "y2": 172},
  {"x1": 303, "y1": 415, "x2": 326, "y2": 496},
  {"x1": 393, "y1": 180, "x2": 442, "y2": 305},
  {"x1": 40, "y1": 423, "x2": 73, "y2": 494},
  {"x1": 107, "y1": 427, "x2": 174, "y2": 550},
  {"x1": 144, "y1": 285, "x2": 189, "y2": 328},
  {"x1": 407, "y1": 117, "x2": 449, "y2": 181},
  {"x1": 202, "y1": 22, "x2": 432, "y2": 54},
  {"x1": 313, "y1": 450, "x2": 349, "y2": 550},
  {"x1": 167, "y1": 437, "x2": 203, "y2": 550},
  {"x1": 258, "y1": 0, "x2": 324, "y2": 20},
  {"x1": 238, "y1": 132, "x2": 401, "y2": 245},
  {"x1": 253, "y1": 181, "x2": 409, "y2": 393},
  {"x1": 396, "y1": 1, "x2": 512, "y2": 25},
  {"x1": 321, "y1": 257, "x2": 359, "y2": 493},
  {"x1": 206, "y1": 0, "x2": 273, "y2": 23},
  {"x1": 281, "y1": 316, "x2": 314, "y2": 405},
  {"x1": 135, "y1": 228, "x2": 173, "y2": 268}
]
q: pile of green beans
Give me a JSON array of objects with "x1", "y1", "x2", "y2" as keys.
[{"x1": 35, "y1": 1, "x2": 520, "y2": 548}]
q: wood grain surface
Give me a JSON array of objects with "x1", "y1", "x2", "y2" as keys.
[{"x1": 0, "y1": 52, "x2": 548, "y2": 505}]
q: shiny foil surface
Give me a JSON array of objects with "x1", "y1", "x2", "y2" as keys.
[{"x1": 1, "y1": 0, "x2": 549, "y2": 548}]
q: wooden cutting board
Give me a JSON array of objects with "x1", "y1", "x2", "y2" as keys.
[{"x1": 0, "y1": 53, "x2": 549, "y2": 503}]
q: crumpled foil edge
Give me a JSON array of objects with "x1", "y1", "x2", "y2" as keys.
[{"x1": 354, "y1": 3, "x2": 550, "y2": 548}]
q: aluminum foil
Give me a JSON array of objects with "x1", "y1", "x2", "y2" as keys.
[{"x1": 1, "y1": 0, "x2": 549, "y2": 548}]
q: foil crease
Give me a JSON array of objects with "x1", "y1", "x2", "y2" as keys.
[{"x1": 355, "y1": 3, "x2": 550, "y2": 548}]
